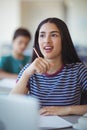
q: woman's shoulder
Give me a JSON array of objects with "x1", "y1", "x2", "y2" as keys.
[
  {"x1": 17, "y1": 63, "x2": 30, "y2": 81},
  {"x1": 66, "y1": 62, "x2": 87, "y2": 72},
  {"x1": 20, "y1": 63, "x2": 30, "y2": 73},
  {"x1": 74, "y1": 62, "x2": 87, "y2": 69},
  {"x1": 66, "y1": 62, "x2": 86, "y2": 68}
]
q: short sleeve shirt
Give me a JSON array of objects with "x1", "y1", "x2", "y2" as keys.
[{"x1": 0, "y1": 55, "x2": 31, "y2": 74}]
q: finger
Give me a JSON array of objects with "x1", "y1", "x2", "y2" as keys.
[
  {"x1": 36, "y1": 65, "x2": 44, "y2": 73},
  {"x1": 41, "y1": 58, "x2": 54, "y2": 72},
  {"x1": 35, "y1": 58, "x2": 48, "y2": 73},
  {"x1": 39, "y1": 62, "x2": 47, "y2": 73},
  {"x1": 40, "y1": 107, "x2": 51, "y2": 115},
  {"x1": 41, "y1": 59, "x2": 50, "y2": 71},
  {"x1": 37, "y1": 57, "x2": 54, "y2": 71},
  {"x1": 38, "y1": 64, "x2": 48, "y2": 73},
  {"x1": 41, "y1": 112, "x2": 50, "y2": 116},
  {"x1": 42, "y1": 111, "x2": 55, "y2": 116},
  {"x1": 40, "y1": 108, "x2": 47, "y2": 115}
]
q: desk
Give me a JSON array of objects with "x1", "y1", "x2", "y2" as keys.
[
  {"x1": 0, "y1": 79, "x2": 16, "y2": 94},
  {"x1": 42, "y1": 115, "x2": 80, "y2": 130}
]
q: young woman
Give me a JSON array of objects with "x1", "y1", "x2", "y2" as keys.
[
  {"x1": 11, "y1": 18, "x2": 87, "y2": 116},
  {"x1": 0, "y1": 28, "x2": 31, "y2": 79}
]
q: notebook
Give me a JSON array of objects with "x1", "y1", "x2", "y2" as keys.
[{"x1": 39, "y1": 115, "x2": 72, "y2": 129}]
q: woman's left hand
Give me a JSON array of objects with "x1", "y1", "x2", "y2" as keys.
[{"x1": 40, "y1": 106, "x2": 71, "y2": 116}]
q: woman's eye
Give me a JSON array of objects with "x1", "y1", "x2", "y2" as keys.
[
  {"x1": 40, "y1": 34, "x2": 45, "y2": 38},
  {"x1": 51, "y1": 34, "x2": 58, "y2": 37}
]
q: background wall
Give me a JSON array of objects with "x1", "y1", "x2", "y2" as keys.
[
  {"x1": 20, "y1": 0, "x2": 66, "y2": 48},
  {"x1": 0, "y1": 0, "x2": 20, "y2": 43},
  {"x1": 0, "y1": 0, "x2": 87, "y2": 60},
  {"x1": 0, "y1": 0, "x2": 21, "y2": 56},
  {"x1": 65, "y1": 0, "x2": 87, "y2": 46}
]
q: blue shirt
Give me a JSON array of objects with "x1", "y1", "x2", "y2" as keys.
[
  {"x1": 0, "y1": 55, "x2": 31, "y2": 74},
  {"x1": 17, "y1": 62, "x2": 87, "y2": 107}
]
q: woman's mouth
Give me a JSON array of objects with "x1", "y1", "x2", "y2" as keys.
[{"x1": 44, "y1": 46, "x2": 53, "y2": 53}]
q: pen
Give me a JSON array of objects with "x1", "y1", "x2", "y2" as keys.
[{"x1": 33, "y1": 47, "x2": 40, "y2": 58}]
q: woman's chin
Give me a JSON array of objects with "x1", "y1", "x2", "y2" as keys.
[
  {"x1": 44, "y1": 55, "x2": 54, "y2": 60},
  {"x1": 42, "y1": 52, "x2": 59, "y2": 60}
]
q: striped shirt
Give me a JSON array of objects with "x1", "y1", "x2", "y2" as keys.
[{"x1": 17, "y1": 62, "x2": 87, "y2": 107}]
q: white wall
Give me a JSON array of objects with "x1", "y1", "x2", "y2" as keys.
[
  {"x1": 65, "y1": 0, "x2": 87, "y2": 46},
  {"x1": 0, "y1": 0, "x2": 87, "y2": 56},
  {"x1": 20, "y1": 0, "x2": 66, "y2": 48},
  {"x1": 0, "y1": 0, "x2": 20, "y2": 43}
]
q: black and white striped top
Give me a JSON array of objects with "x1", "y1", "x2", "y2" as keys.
[{"x1": 17, "y1": 63, "x2": 87, "y2": 107}]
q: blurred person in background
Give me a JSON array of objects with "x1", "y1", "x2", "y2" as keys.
[{"x1": 0, "y1": 28, "x2": 31, "y2": 79}]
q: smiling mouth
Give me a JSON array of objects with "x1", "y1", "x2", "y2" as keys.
[{"x1": 44, "y1": 46, "x2": 53, "y2": 52}]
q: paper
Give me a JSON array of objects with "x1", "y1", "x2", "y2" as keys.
[{"x1": 39, "y1": 116, "x2": 72, "y2": 129}]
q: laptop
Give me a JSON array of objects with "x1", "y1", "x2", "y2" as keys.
[{"x1": 0, "y1": 95, "x2": 39, "y2": 130}]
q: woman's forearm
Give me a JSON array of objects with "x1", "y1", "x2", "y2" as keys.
[
  {"x1": 10, "y1": 63, "x2": 36, "y2": 95},
  {"x1": 69, "y1": 105, "x2": 87, "y2": 115},
  {"x1": 10, "y1": 71, "x2": 30, "y2": 95}
]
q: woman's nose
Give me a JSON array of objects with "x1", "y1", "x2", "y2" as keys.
[{"x1": 44, "y1": 35, "x2": 51, "y2": 43}]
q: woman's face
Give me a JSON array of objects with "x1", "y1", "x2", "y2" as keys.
[
  {"x1": 13, "y1": 36, "x2": 30, "y2": 54},
  {"x1": 38, "y1": 22, "x2": 62, "y2": 60}
]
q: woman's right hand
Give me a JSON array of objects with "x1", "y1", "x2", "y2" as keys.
[
  {"x1": 11, "y1": 57, "x2": 54, "y2": 94},
  {"x1": 24, "y1": 57, "x2": 53, "y2": 77}
]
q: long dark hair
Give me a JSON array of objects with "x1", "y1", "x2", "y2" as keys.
[{"x1": 32, "y1": 17, "x2": 81, "y2": 65}]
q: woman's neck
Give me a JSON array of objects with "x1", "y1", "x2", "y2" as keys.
[
  {"x1": 45, "y1": 56, "x2": 63, "y2": 74},
  {"x1": 12, "y1": 51, "x2": 24, "y2": 60}
]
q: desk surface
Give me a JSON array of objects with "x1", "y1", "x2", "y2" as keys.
[
  {"x1": 42, "y1": 115, "x2": 80, "y2": 130},
  {"x1": 0, "y1": 79, "x2": 81, "y2": 129},
  {"x1": 0, "y1": 79, "x2": 16, "y2": 94}
]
